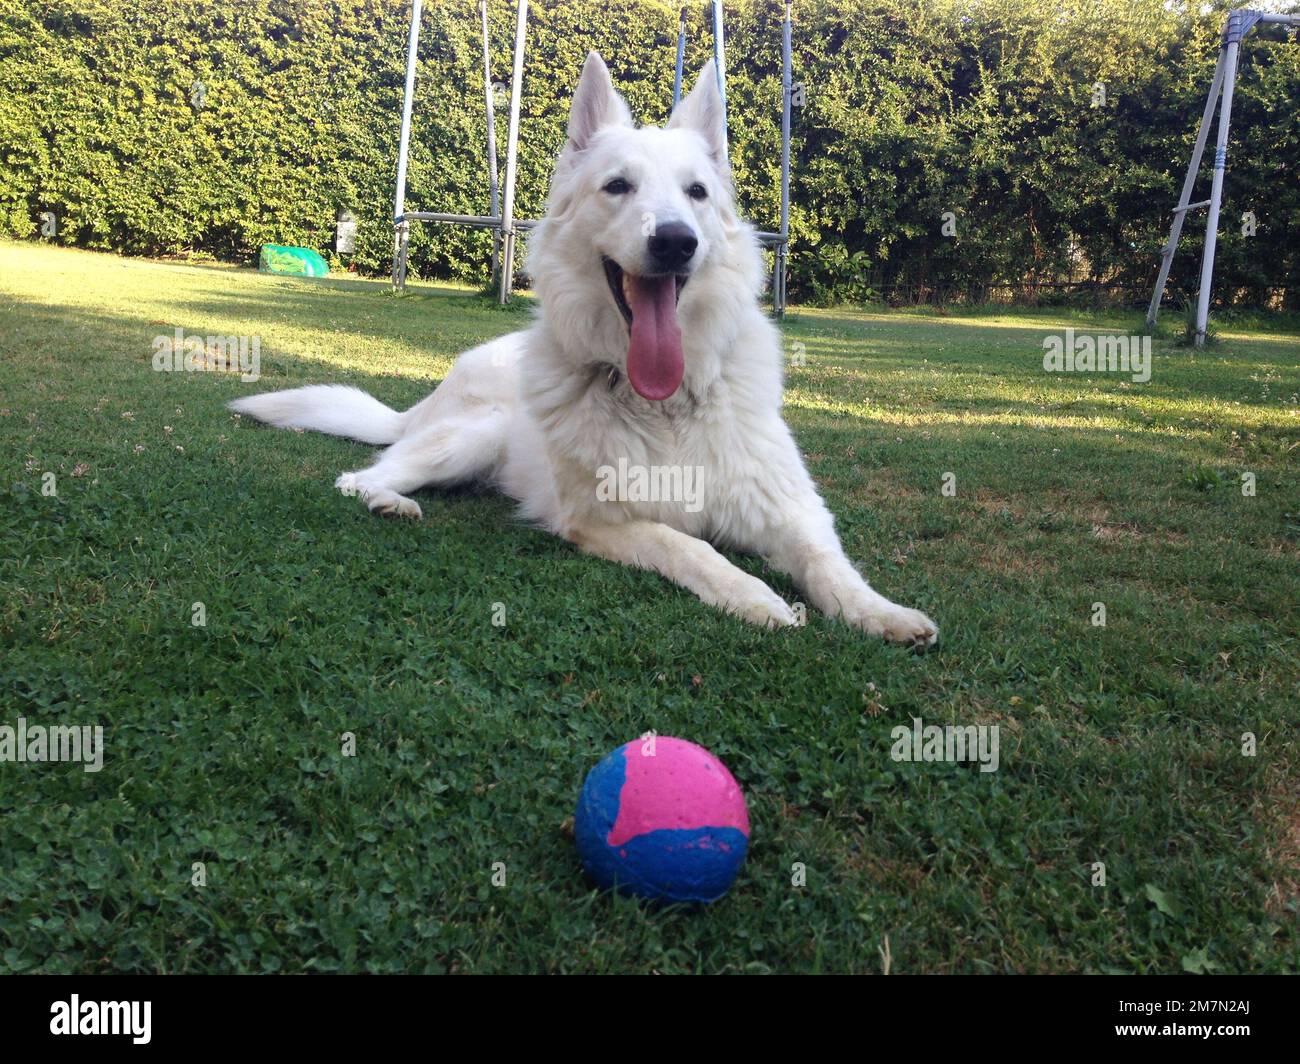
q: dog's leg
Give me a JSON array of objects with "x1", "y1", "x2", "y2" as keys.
[
  {"x1": 336, "y1": 411, "x2": 507, "y2": 520},
  {"x1": 567, "y1": 520, "x2": 797, "y2": 628},
  {"x1": 760, "y1": 506, "x2": 938, "y2": 646}
]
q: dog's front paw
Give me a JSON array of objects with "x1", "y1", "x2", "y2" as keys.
[
  {"x1": 365, "y1": 489, "x2": 423, "y2": 520},
  {"x1": 722, "y1": 575, "x2": 798, "y2": 629},
  {"x1": 848, "y1": 602, "x2": 938, "y2": 647}
]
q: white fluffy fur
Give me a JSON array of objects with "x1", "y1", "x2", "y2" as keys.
[{"x1": 228, "y1": 55, "x2": 937, "y2": 644}]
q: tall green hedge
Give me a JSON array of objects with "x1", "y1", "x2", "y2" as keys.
[{"x1": 2, "y1": 0, "x2": 1297, "y2": 305}]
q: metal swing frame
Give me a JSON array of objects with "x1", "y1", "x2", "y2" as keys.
[
  {"x1": 1146, "y1": 8, "x2": 1300, "y2": 344},
  {"x1": 390, "y1": 1, "x2": 794, "y2": 315}
]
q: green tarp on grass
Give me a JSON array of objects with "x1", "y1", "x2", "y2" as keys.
[{"x1": 259, "y1": 244, "x2": 328, "y2": 277}]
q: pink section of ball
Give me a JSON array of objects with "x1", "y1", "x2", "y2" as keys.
[{"x1": 605, "y1": 737, "x2": 750, "y2": 846}]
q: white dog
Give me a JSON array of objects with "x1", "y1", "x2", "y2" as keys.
[{"x1": 230, "y1": 55, "x2": 938, "y2": 645}]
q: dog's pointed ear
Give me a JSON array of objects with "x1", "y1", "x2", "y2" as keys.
[
  {"x1": 667, "y1": 60, "x2": 728, "y2": 166},
  {"x1": 566, "y1": 52, "x2": 632, "y2": 152}
]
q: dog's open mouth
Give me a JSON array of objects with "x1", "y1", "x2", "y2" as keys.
[{"x1": 603, "y1": 257, "x2": 687, "y2": 401}]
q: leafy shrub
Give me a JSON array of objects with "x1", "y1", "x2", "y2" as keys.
[{"x1": 1, "y1": 0, "x2": 1296, "y2": 305}]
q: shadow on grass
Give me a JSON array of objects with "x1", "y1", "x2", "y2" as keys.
[
  {"x1": 797, "y1": 303, "x2": 1300, "y2": 337},
  {"x1": 4, "y1": 293, "x2": 1287, "y2": 488}
]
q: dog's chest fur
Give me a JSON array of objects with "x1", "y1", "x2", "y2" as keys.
[{"x1": 520, "y1": 323, "x2": 785, "y2": 542}]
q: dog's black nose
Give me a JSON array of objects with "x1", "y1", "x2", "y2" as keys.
[{"x1": 648, "y1": 222, "x2": 698, "y2": 272}]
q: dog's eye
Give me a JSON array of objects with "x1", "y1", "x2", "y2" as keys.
[
  {"x1": 602, "y1": 178, "x2": 632, "y2": 195},
  {"x1": 686, "y1": 183, "x2": 708, "y2": 201}
]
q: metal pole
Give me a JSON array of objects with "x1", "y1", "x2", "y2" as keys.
[
  {"x1": 392, "y1": 0, "x2": 423, "y2": 290},
  {"x1": 498, "y1": 0, "x2": 527, "y2": 305},
  {"x1": 1145, "y1": 51, "x2": 1226, "y2": 328},
  {"x1": 481, "y1": 0, "x2": 501, "y2": 285},
  {"x1": 775, "y1": 1, "x2": 792, "y2": 316},
  {"x1": 1148, "y1": 11, "x2": 1299, "y2": 330},
  {"x1": 673, "y1": 7, "x2": 686, "y2": 108},
  {"x1": 711, "y1": 0, "x2": 728, "y2": 147},
  {"x1": 1194, "y1": 38, "x2": 1239, "y2": 346}
]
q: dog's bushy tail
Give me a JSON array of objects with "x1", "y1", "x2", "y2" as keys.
[{"x1": 228, "y1": 385, "x2": 408, "y2": 445}]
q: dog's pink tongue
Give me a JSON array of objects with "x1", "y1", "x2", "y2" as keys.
[{"x1": 625, "y1": 274, "x2": 683, "y2": 401}]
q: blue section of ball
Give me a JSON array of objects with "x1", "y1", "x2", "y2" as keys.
[
  {"x1": 574, "y1": 744, "x2": 629, "y2": 891},
  {"x1": 574, "y1": 744, "x2": 749, "y2": 904},
  {"x1": 593, "y1": 827, "x2": 749, "y2": 903}
]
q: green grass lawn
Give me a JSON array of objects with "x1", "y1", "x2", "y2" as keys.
[{"x1": 1, "y1": 239, "x2": 1297, "y2": 974}]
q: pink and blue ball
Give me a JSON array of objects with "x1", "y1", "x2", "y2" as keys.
[{"x1": 575, "y1": 736, "x2": 750, "y2": 903}]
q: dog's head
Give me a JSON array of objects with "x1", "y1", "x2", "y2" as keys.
[{"x1": 530, "y1": 52, "x2": 763, "y2": 401}]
